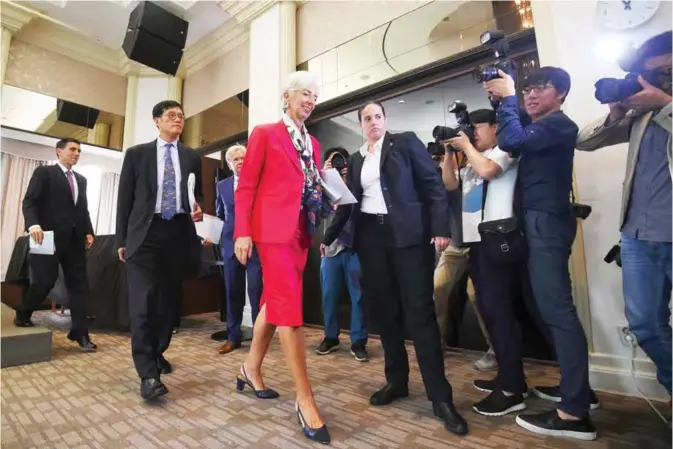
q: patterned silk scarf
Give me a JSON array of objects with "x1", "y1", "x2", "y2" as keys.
[{"x1": 282, "y1": 115, "x2": 333, "y2": 236}]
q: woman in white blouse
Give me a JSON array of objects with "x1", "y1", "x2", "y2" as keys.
[{"x1": 323, "y1": 101, "x2": 469, "y2": 437}]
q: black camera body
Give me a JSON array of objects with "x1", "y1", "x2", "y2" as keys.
[
  {"x1": 572, "y1": 203, "x2": 592, "y2": 220},
  {"x1": 432, "y1": 101, "x2": 474, "y2": 152},
  {"x1": 475, "y1": 30, "x2": 515, "y2": 83},
  {"x1": 331, "y1": 153, "x2": 347, "y2": 170},
  {"x1": 594, "y1": 69, "x2": 664, "y2": 104},
  {"x1": 604, "y1": 243, "x2": 622, "y2": 268}
]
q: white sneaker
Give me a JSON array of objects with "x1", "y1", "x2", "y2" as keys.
[{"x1": 474, "y1": 347, "x2": 498, "y2": 372}]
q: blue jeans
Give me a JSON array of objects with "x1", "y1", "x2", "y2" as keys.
[
  {"x1": 524, "y1": 210, "x2": 591, "y2": 417},
  {"x1": 621, "y1": 234, "x2": 672, "y2": 394},
  {"x1": 320, "y1": 250, "x2": 367, "y2": 344}
]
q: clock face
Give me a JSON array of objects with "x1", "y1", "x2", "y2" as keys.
[{"x1": 597, "y1": 0, "x2": 661, "y2": 30}]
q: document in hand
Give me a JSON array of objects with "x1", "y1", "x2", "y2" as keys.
[
  {"x1": 29, "y1": 230, "x2": 55, "y2": 255},
  {"x1": 320, "y1": 168, "x2": 357, "y2": 205},
  {"x1": 188, "y1": 173, "x2": 197, "y2": 212},
  {"x1": 194, "y1": 214, "x2": 224, "y2": 244}
]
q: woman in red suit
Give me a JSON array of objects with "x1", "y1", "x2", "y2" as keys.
[{"x1": 234, "y1": 71, "x2": 331, "y2": 445}]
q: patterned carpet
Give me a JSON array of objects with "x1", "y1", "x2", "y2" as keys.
[{"x1": 1, "y1": 312, "x2": 670, "y2": 449}]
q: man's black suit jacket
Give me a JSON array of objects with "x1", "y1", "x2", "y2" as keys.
[
  {"x1": 22, "y1": 164, "x2": 94, "y2": 249},
  {"x1": 323, "y1": 131, "x2": 450, "y2": 249},
  {"x1": 116, "y1": 140, "x2": 203, "y2": 261}
]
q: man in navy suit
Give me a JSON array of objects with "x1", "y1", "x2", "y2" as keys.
[{"x1": 215, "y1": 144, "x2": 263, "y2": 354}]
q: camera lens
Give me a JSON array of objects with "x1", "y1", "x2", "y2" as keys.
[{"x1": 332, "y1": 154, "x2": 346, "y2": 170}]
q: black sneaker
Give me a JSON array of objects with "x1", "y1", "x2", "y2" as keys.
[
  {"x1": 473, "y1": 378, "x2": 529, "y2": 398},
  {"x1": 515, "y1": 409, "x2": 597, "y2": 440},
  {"x1": 532, "y1": 386, "x2": 601, "y2": 410},
  {"x1": 350, "y1": 344, "x2": 369, "y2": 362},
  {"x1": 316, "y1": 338, "x2": 340, "y2": 355},
  {"x1": 473, "y1": 390, "x2": 527, "y2": 417}
]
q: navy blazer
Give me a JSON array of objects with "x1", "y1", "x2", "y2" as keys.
[
  {"x1": 215, "y1": 176, "x2": 259, "y2": 261},
  {"x1": 323, "y1": 131, "x2": 450, "y2": 249}
]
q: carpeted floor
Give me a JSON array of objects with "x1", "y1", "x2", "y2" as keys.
[{"x1": 1, "y1": 312, "x2": 670, "y2": 449}]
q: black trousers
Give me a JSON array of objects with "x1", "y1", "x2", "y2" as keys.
[
  {"x1": 356, "y1": 214, "x2": 452, "y2": 403},
  {"x1": 126, "y1": 215, "x2": 190, "y2": 379},
  {"x1": 19, "y1": 231, "x2": 89, "y2": 336},
  {"x1": 469, "y1": 243, "x2": 552, "y2": 394}
]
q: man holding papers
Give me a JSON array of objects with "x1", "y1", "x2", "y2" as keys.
[
  {"x1": 116, "y1": 100, "x2": 203, "y2": 400},
  {"x1": 215, "y1": 144, "x2": 263, "y2": 354},
  {"x1": 18, "y1": 138, "x2": 97, "y2": 352}
]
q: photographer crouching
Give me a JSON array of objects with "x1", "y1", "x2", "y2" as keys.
[
  {"x1": 485, "y1": 67, "x2": 596, "y2": 440},
  {"x1": 577, "y1": 31, "x2": 672, "y2": 401},
  {"x1": 441, "y1": 109, "x2": 533, "y2": 417}
]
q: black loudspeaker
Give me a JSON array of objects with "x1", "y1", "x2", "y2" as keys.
[
  {"x1": 123, "y1": 1, "x2": 189, "y2": 76},
  {"x1": 56, "y1": 100, "x2": 100, "y2": 129},
  {"x1": 127, "y1": 1, "x2": 188, "y2": 48},
  {"x1": 123, "y1": 28, "x2": 183, "y2": 76}
]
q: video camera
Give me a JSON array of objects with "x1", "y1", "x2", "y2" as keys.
[
  {"x1": 432, "y1": 101, "x2": 474, "y2": 152},
  {"x1": 474, "y1": 30, "x2": 515, "y2": 83}
]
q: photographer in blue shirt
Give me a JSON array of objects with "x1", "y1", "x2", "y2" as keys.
[{"x1": 484, "y1": 67, "x2": 595, "y2": 440}]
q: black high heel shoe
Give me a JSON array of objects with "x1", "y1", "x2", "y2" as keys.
[
  {"x1": 235, "y1": 366, "x2": 279, "y2": 399},
  {"x1": 296, "y1": 402, "x2": 330, "y2": 445}
]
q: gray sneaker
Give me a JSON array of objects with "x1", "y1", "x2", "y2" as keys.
[{"x1": 474, "y1": 347, "x2": 498, "y2": 372}]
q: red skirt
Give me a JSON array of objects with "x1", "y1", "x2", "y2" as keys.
[{"x1": 255, "y1": 213, "x2": 310, "y2": 327}]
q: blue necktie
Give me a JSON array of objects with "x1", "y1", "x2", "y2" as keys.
[{"x1": 161, "y1": 143, "x2": 177, "y2": 220}]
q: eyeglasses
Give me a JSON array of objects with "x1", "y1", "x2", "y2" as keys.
[
  {"x1": 522, "y1": 84, "x2": 554, "y2": 96},
  {"x1": 164, "y1": 112, "x2": 185, "y2": 121}
]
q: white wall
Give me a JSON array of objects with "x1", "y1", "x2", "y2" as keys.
[
  {"x1": 532, "y1": 0, "x2": 672, "y2": 399},
  {"x1": 132, "y1": 77, "x2": 171, "y2": 148}
]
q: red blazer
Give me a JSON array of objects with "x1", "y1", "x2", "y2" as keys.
[{"x1": 234, "y1": 120, "x2": 321, "y2": 244}]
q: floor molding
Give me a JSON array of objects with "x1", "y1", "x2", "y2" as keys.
[{"x1": 590, "y1": 352, "x2": 669, "y2": 401}]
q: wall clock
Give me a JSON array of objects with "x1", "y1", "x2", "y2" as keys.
[{"x1": 596, "y1": 0, "x2": 661, "y2": 30}]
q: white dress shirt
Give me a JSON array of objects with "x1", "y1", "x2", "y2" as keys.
[
  {"x1": 234, "y1": 175, "x2": 239, "y2": 192},
  {"x1": 155, "y1": 137, "x2": 183, "y2": 214},
  {"x1": 359, "y1": 136, "x2": 388, "y2": 214}
]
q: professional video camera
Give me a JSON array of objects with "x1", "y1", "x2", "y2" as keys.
[
  {"x1": 431, "y1": 101, "x2": 474, "y2": 152},
  {"x1": 474, "y1": 29, "x2": 515, "y2": 83}
]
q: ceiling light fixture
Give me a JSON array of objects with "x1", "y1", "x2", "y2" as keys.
[{"x1": 398, "y1": 100, "x2": 406, "y2": 104}]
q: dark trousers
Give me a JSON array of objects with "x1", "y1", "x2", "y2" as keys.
[
  {"x1": 223, "y1": 254, "x2": 262, "y2": 343},
  {"x1": 524, "y1": 209, "x2": 590, "y2": 417},
  {"x1": 19, "y1": 231, "x2": 89, "y2": 336},
  {"x1": 356, "y1": 214, "x2": 452, "y2": 403},
  {"x1": 469, "y1": 243, "x2": 548, "y2": 394},
  {"x1": 172, "y1": 284, "x2": 184, "y2": 328},
  {"x1": 126, "y1": 215, "x2": 190, "y2": 379}
]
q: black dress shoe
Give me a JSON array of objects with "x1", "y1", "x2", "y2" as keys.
[
  {"x1": 14, "y1": 316, "x2": 33, "y2": 327},
  {"x1": 370, "y1": 383, "x2": 409, "y2": 406},
  {"x1": 433, "y1": 401, "x2": 468, "y2": 436},
  {"x1": 67, "y1": 331, "x2": 98, "y2": 352},
  {"x1": 158, "y1": 356, "x2": 172, "y2": 375},
  {"x1": 140, "y1": 378, "x2": 168, "y2": 400}
]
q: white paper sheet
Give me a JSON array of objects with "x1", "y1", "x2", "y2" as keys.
[
  {"x1": 187, "y1": 173, "x2": 197, "y2": 213},
  {"x1": 194, "y1": 214, "x2": 224, "y2": 244},
  {"x1": 29, "y1": 230, "x2": 55, "y2": 255},
  {"x1": 320, "y1": 168, "x2": 357, "y2": 205}
]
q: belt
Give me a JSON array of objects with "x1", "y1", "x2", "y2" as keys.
[{"x1": 362, "y1": 213, "x2": 388, "y2": 225}]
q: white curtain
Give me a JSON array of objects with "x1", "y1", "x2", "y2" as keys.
[
  {"x1": 0, "y1": 153, "x2": 50, "y2": 280},
  {"x1": 95, "y1": 171, "x2": 119, "y2": 235}
]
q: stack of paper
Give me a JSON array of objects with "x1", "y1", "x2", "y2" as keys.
[{"x1": 320, "y1": 168, "x2": 357, "y2": 206}]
